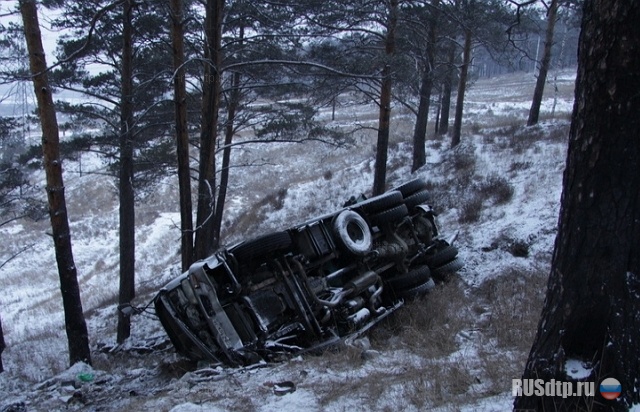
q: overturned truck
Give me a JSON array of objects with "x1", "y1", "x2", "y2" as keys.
[{"x1": 154, "y1": 179, "x2": 463, "y2": 366}]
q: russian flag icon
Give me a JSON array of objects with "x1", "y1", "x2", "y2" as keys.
[{"x1": 600, "y1": 378, "x2": 622, "y2": 400}]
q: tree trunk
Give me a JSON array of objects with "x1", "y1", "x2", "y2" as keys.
[
  {"x1": 170, "y1": 0, "x2": 194, "y2": 272},
  {"x1": 117, "y1": 0, "x2": 135, "y2": 344},
  {"x1": 438, "y1": 47, "x2": 456, "y2": 135},
  {"x1": 212, "y1": 70, "x2": 241, "y2": 249},
  {"x1": 527, "y1": 0, "x2": 558, "y2": 126},
  {"x1": 515, "y1": 1, "x2": 640, "y2": 410},
  {"x1": 195, "y1": 0, "x2": 224, "y2": 260},
  {"x1": 372, "y1": 0, "x2": 397, "y2": 196},
  {"x1": 0, "y1": 315, "x2": 5, "y2": 373},
  {"x1": 411, "y1": 69, "x2": 432, "y2": 172},
  {"x1": 451, "y1": 28, "x2": 471, "y2": 148},
  {"x1": 20, "y1": 0, "x2": 91, "y2": 365},
  {"x1": 411, "y1": 0, "x2": 438, "y2": 173}
]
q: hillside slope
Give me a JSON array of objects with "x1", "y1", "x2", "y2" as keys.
[{"x1": 0, "y1": 69, "x2": 575, "y2": 411}]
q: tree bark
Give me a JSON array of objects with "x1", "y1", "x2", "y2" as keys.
[
  {"x1": 411, "y1": 69, "x2": 432, "y2": 172},
  {"x1": 0, "y1": 315, "x2": 5, "y2": 373},
  {"x1": 438, "y1": 47, "x2": 456, "y2": 135},
  {"x1": 411, "y1": 0, "x2": 439, "y2": 173},
  {"x1": 195, "y1": 0, "x2": 224, "y2": 260},
  {"x1": 515, "y1": 0, "x2": 640, "y2": 410},
  {"x1": 170, "y1": 0, "x2": 194, "y2": 272},
  {"x1": 117, "y1": 0, "x2": 135, "y2": 344},
  {"x1": 20, "y1": 0, "x2": 91, "y2": 365},
  {"x1": 527, "y1": 0, "x2": 558, "y2": 126},
  {"x1": 212, "y1": 69, "x2": 241, "y2": 250},
  {"x1": 451, "y1": 28, "x2": 471, "y2": 148},
  {"x1": 372, "y1": 0, "x2": 398, "y2": 196}
]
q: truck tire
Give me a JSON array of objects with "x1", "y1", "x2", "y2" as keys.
[
  {"x1": 369, "y1": 204, "x2": 409, "y2": 226},
  {"x1": 230, "y1": 231, "x2": 292, "y2": 263},
  {"x1": 404, "y1": 189, "x2": 430, "y2": 212},
  {"x1": 393, "y1": 178, "x2": 428, "y2": 197},
  {"x1": 396, "y1": 278, "x2": 436, "y2": 300},
  {"x1": 354, "y1": 190, "x2": 403, "y2": 214},
  {"x1": 423, "y1": 244, "x2": 459, "y2": 268},
  {"x1": 333, "y1": 210, "x2": 372, "y2": 255},
  {"x1": 385, "y1": 265, "x2": 431, "y2": 290},
  {"x1": 432, "y1": 257, "x2": 464, "y2": 280}
]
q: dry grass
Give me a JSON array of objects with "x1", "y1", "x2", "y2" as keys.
[
  {"x1": 459, "y1": 194, "x2": 483, "y2": 223},
  {"x1": 478, "y1": 174, "x2": 515, "y2": 205},
  {"x1": 309, "y1": 358, "x2": 477, "y2": 411},
  {"x1": 472, "y1": 267, "x2": 547, "y2": 351},
  {"x1": 372, "y1": 278, "x2": 473, "y2": 358},
  {"x1": 302, "y1": 278, "x2": 486, "y2": 410},
  {"x1": 478, "y1": 347, "x2": 528, "y2": 396}
]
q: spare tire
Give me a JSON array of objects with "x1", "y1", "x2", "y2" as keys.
[{"x1": 333, "y1": 210, "x2": 372, "y2": 255}]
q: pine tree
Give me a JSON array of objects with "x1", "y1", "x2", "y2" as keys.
[
  {"x1": 515, "y1": 0, "x2": 640, "y2": 409},
  {"x1": 19, "y1": 0, "x2": 91, "y2": 366}
]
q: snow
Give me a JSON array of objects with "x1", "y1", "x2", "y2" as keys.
[
  {"x1": 0, "y1": 69, "x2": 578, "y2": 410},
  {"x1": 565, "y1": 358, "x2": 593, "y2": 380}
]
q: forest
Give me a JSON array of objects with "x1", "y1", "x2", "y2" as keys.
[
  {"x1": 2, "y1": 0, "x2": 640, "y2": 411},
  {"x1": 0, "y1": 0, "x2": 579, "y2": 352}
]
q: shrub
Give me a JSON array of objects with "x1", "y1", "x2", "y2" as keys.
[
  {"x1": 259, "y1": 187, "x2": 288, "y2": 211},
  {"x1": 508, "y1": 161, "x2": 532, "y2": 172},
  {"x1": 459, "y1": 194, "x2": 483, "y2": 223},
  {"x1": 479, "y1": 174, "x2": 515, "y2": 204},
  {"x1": 509, "y1": 239, "x2": 530, "y2": 257},
  {"x1": 451, "y1": 147, "x2": 477, "y2": 174}
]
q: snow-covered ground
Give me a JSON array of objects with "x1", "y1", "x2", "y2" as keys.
[{"x1": 1, "y1": 69, "x2": 577, "y2": 411}]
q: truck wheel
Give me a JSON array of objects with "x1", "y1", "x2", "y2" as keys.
[
  {"x1": 423, "y1": 244, "x2": 459, "y2": 268},
  {"x1": 396, "y1": 278, "x2": 435, "y2": 300},
  {"x1": 404, "y1": 189, "x2": 430, "y2": 212},
  {"x1": 393, "y1": 178, "x2": 428, "y2": 197},
  {"x1": 333, "y1": 210, "x2": 372, "y2": 255},
  {"x1": 230, "y1": 231, "x2": 292, "y2": 262},
  {"x1": 354, "y1": 190, "x2": 403, "y2": 214},
  {"x1": 432, "y1": 257, "x2": 464, "y2": 279},
  {"x1": 369, "y1": 204, "x2": 409, "y2": 226},
  {"x1": 385, "y1": 265, "x2": 431, "y2": 290}
]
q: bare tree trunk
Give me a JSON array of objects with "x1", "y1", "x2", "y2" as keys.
[
  {"x1": 411, "y1": 0, "x2": 439, "y2": 173},
  {"x1": 117, "y1": 0, "x2": 135, "y2": 344},
  {"x1": 515, "y1": 1, "x2": 640, "y2": 410},
  {"x1": 438, "y1": 47, "x2": 456, "y2": 135},
  {"x1": 0, "y1": 315, "x2": 5, "y2": 373},
  {"x1": 372, "y1": 0, "x2": 397, "y2": 196},
  {"x1": 434, "y1": 90, "x2": 441, "y2": 134},
  {"x1": 527, "y1": 0, "x2": 558, "y2": 126},
  {"x1": 212, "y1": 70, "x2": 241, "y2": 249},
  {"x1": 195, "y1": 0, "x2": 224, "y2": 260},
  {"x1": 170, "y1": 0, "x2": 194, "y2": 272},
  {"x1": 411, "y1": 69, "x2": 432, "y2": 172},
  {"x1": 451, "y1": 28, "x2": 471, "y2": 148},
  {"x1": 20, "y1": 0, "x2": 91, "y2": 365}
]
